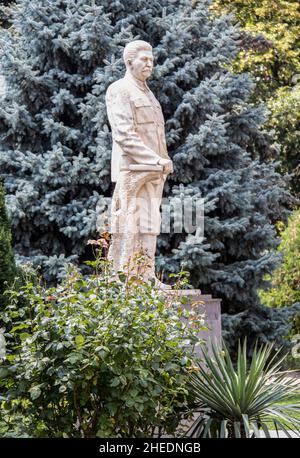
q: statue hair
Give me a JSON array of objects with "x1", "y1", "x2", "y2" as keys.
[{"x1": 123, "y1": 40, "x2": 152, "y2": 66}]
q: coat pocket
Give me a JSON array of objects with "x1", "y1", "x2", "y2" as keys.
[{"x1": 133, "y1": 99, "x2": 155, "y2": 124}]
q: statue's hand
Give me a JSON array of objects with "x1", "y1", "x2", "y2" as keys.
[{"x1": 158, "y1": 158, "x2": 173, "y2": 174}]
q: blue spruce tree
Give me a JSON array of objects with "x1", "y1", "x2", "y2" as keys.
[
  {"x1": 0, "y1": 1, "x2": 15, "y2": 29},
  {"x1": 0, "y1": 0, "x2": 296, "y2": 352}
]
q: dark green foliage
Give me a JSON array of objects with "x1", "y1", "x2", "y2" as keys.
[{"x1": 0, "y1": 182, "x2": 16, "y2": 306}]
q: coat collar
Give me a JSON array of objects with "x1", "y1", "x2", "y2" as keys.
[{"x1": 124, "y1": 70, "x2": 150, "y2": 93}]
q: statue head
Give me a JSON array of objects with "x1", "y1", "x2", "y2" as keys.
[{"x1": 123, "y1": 40, "x2": 153, "y2": 82}]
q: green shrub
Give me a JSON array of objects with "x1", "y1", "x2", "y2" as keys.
[
  {"x1": 0, "y1": 182, "x2": 16, "y2": 307},
  {"x1": 0, "y1": 253, "x2": 206, "y2": 437},
  {"x1": 260, "y1": 211, "x2": 300, "y2": 309},
  {"x1": 260, "y1": 211, "x2": 300, "y2": 338}
]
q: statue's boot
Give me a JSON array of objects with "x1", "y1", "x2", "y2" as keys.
[{"x1": 140, "y1": 233, "x2": 172, "y2": 290}]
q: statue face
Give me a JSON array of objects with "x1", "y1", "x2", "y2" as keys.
[{"x1": 129, "y1": 50, "x2": 154, "y2": 82}]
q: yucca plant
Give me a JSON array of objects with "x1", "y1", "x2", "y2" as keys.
[{"x1": 186, "y1": 339, "x2": 300, "y2": 438}]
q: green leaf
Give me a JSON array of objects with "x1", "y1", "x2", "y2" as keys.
[
  {"x1": 75, "y1": 334, "x2": 85, "y2": 348},
  {"x1": 29, "y1": 386, "x2": 42, "y2": 401},
  {"x1": 0, "y1": 367, "x2": 9, "y2": 379},
  {"x1": 20, "y1": 332, "x2": 31, "y2": 341},
  {"x1": 11, "y1": 324, "x2": 29, "y2": 332},
  {"x1": 260, "y1": 421, "x2": 271, "y2": 438},
  {"x1": 118, "y1": 273, "x2": 127, "y2": 283}
]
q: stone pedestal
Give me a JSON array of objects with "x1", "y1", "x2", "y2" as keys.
[{"x1": 166, "y1": 289, "x2": 222, "y2": 358}]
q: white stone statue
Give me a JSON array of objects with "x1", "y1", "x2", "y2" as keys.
[{"x1": 105, "y1": 40, "x2": 173, "y2": 288}]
